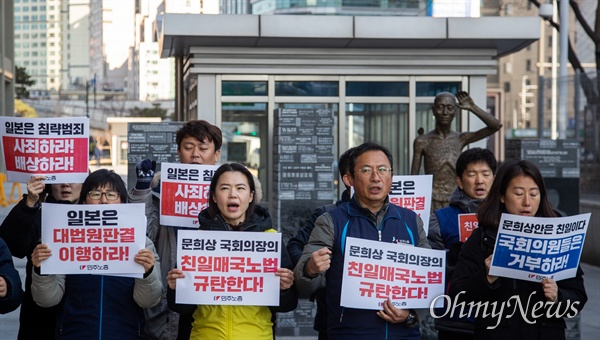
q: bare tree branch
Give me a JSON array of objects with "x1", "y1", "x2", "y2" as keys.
[
  {"x1": 569, "y1": 0, "x2": 598, "y2": 42},
  {"x1": 528, "y1": 0, "x2": 599, "y2": 104}
]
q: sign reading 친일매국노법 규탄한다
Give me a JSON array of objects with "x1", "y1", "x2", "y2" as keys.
[
  {"x1": 175, "y1": 230, "x2": 281, "y2": 306},
  {"x1": 340, "y1": 237, "x2": 446, "y2": 310}
]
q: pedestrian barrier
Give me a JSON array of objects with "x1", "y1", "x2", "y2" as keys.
[{"x1": 0, "y1": 173, "x2": 23, "y2": 207}]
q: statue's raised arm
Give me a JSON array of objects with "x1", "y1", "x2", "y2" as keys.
[
  {"x1": 410, "y1": 91, "x2": 502, "y2": 212},
  {"x1": 456, "y1": 90, "x2": 502, "y2": 145}
]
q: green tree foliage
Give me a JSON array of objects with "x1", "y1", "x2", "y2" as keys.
[
  {"x1": 129, "y1": 103, "x2": 169, "y2": 120},
  {"x1": 15, "y1": 66, "x2": 36, "y2": 99}
]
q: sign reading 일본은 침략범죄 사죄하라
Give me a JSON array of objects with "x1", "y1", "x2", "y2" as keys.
[
  {"x1": 0, "y1": 116, "x2": 90, "y2": 183},
  {"x1": 159, "y1": 162, "x2": 220, "y2": 229}
]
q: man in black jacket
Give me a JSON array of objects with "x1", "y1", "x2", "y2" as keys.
[{"x1": 286, "y1": 147, "x2": 354, "y2": 339}]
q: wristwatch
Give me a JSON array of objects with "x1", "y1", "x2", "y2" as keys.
[{"x1": 404, "y1": 310, "x2": 418, "y2": 328}]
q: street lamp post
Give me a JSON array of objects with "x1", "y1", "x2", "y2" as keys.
[{"x1": 558, "y1": 0, "x2": 569, "y2": 139}]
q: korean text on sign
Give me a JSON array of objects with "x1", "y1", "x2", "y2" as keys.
[
  {"x1": 458, "y1": 213, "x2": 478, "y2": 242},
  {"x1": 389, "y1": 175, "x2": 432, "y2": 234},
  {"x1": 40, "y1": 203, "x2": 147, "y2": 275},
  {"x1": 340, "y1": 237, "x2": 446, "y2": 310},
  {"x1": 160, "y1": 162, "x2": 219, "y2": 228},
  {"x1": 0, "y1": 117, "x2": 89, "y2": 183},
  {"x1": 489, "y1": 213, "x2": 590, "y2": 282},
  {"x1": 175, "y1": 230, "x2": 281, "y2": 306}
]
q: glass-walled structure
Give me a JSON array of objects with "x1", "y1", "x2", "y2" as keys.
[
  {"x1": 159, "y1": 13, "x2": 540, "y2": 235},
  {"x1": 216, "y1": 76, "x2": 465, "y2": 203}
]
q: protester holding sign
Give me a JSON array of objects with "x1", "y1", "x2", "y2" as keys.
[
  {"x1": 0, "y1": 177, "x2": 82, "y2": 339},
  {"x1": 167, "y1": 163, "x2": 298, "y2": 340},
  {"x1": 449, "y1": 160, "x2": 587, "y2": 339},
  {"x1": 30, "y1": 169, "x2": 163, "y2": 339},
  {"x1": 0, "y1": 238, "x2": 23, "y2": 314},
  {"x1": 166, "y1": 163, "x2": 297, "y2": 339},
  {"x1": 427, "y1": 148, "x2": 496, "y2": 339},
  {"x1": 294, "y1": 142, "x2": 430, "y2": 340},
  {"x1": 128, "y1": 119, "x2": 222, "y2": 339}
]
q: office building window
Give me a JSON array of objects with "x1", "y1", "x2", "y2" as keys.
[
  {"x1": 346, "y1": 82, "x2": 408, "y2": 96},
  {"x1": 415, "y1": 82, "x2": 460, "y2": 96},
  {"x1": 222, "y1": 81, "x2": 267, "y2": 96},
  {"x1": 275, "y1": 81, "x2": 338, "y2": 96}
]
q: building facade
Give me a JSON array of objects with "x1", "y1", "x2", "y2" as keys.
[
  {"x1": 13, "y1": 0, "x2": 83, "y2": 92},
  {"x1": 157, "y1": 13, "x2": 539, "y2": 231},
  {"x1": 1, "y1": 0, "x2": 15, "y2": 118},
  {"x1": 89, "y1": 0, "x2": 134, "y2": 91}
]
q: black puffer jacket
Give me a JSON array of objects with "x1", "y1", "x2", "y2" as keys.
[
  {"x1": 0, "y1": 194, "x2": 69, "y2": 340},
  {"x1": 449, "y1": 227, "x2": 587, "y2": 340}
]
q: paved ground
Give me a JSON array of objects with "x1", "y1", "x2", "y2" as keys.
[{"x1": 0, "y1": 166, "x2": 598, "y2": 339}]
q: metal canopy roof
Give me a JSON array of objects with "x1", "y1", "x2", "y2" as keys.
[{"x1": 157, "y1": 14, "x2": 541, "y2": 59}]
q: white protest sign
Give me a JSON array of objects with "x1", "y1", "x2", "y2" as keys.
[
  {"x1": 489, "y1": 213, "x2": 590, "y2": 282},
  {"x1": 175, "y1": 230, "x2": 281, "y2": 306},
  {"x1": 0, "y1": 116, "x2": 90, "y2": 183},
  {"x1": 390, "y1": 175, "x2": 433, "y2": 234},
  {"x1": 160, "y1": 163, "x2": 219, "y2": 228},
  {"x1": 340, "y1": 237, "x2": 446, "y2": 310},
  {"x1": 41, "y1": 203, "x2": 146, "y2": 275}
]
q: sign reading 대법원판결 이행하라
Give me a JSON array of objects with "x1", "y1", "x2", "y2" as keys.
[
  {"x1": 0, "y1": 116, "x2": 90, "y2": 183},
  {"x1": 40, "y1": 202, "x2": 147, "y2": 276}
]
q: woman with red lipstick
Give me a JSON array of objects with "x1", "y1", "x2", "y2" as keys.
[
  {"x1": 166, "y1": 163, "x2": 298, "y2": 339},
  {"x1": 449, "y1": 160, "x2": 587, "y2": 340},
  {"x1": 0, "y1": 178, "x2": 82, "y2": 339}
]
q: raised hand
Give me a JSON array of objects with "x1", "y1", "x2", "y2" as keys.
[
  {"x1": 135, "y1": 159, "x2": 156, "y2": 190},
  {"x1": 26, "y1": 175, "x2": 46, "y2": 207},
  {"x1": 306, "y1": 247, "x2": 332, "y2": 276}
]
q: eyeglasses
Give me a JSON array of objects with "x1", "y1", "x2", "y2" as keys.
[
  {"x1": 434, "y1": 104, "x2": 456, "y2": 113},
  {"x1": 355, "y1": 166, "x2": 393, "y2": 177},
  {"x1": 87, "y1": 190, "x2": 120, "y2": 201}
]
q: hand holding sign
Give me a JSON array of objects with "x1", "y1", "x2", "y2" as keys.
[
  {"x1": 167, "y1": 268, "x2": 184, "y2": 290},
  {"x1": 134, "y1": 248, "x2": 156, "y2": 274},
  {"x1": 542, "y1": 278, "x2": 558, "y2": 302},
  {"x1": 485, "y1": 255, "x2": 498, "y2": 285},
  {"x1": 376, "y1": 299, "x2": 410, "y2": 324},
  {"x1": 276, "y1": 268, "x2": 294, "y2": 290},
  {"x1": 26, "y1": 176, "x2": 46, "y2": 207},
  {"x1": 135, "y1": 159, "x2": 156, "y2": 190},
  {"x1": 32, "y1": 244, "x2": 52, "y2": 268}
]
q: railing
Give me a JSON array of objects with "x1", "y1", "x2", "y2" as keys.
[
  {"x1": 0, "y1": 173, "x2": 23, "y2": 207},
  {"x1": 23, "y1": 99, "x2": 109, "y2": 131}
]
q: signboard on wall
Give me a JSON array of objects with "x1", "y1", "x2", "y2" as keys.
[
  {"x1": 505, "y1": 139, "x2": 580, "y2": 217},
  {"x1": 127, "y1": 122, "x2": 184, "y2": 190},
  {"x1": 273, "y1": 108, "x2": 336, "y2": 239}
]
